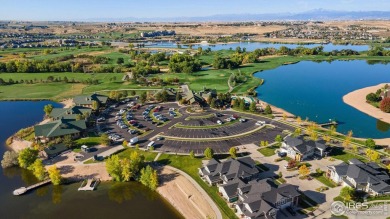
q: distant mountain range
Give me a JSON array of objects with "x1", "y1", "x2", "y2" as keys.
[{"x1": 88, "y1": 9, "x2": 390, "y2": 22}]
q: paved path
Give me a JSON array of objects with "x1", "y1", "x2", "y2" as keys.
[
  {"x1": 164, "y1": 165, "x2": 223, "y2": 219},
  {"x1": 154, "y1": 152, "x2": 162, "y2": 161}
]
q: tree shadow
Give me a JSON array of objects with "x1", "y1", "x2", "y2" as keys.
[{"x1": 58, "y1": 165, "x2": 75, "y2": 174}]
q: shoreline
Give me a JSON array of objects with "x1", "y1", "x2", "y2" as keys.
[{"x1": 343, "y1": 83, "x2": 390, "y2": 145}]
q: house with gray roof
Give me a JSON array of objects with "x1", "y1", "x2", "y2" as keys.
[
  {"x1": 236, "y1": 183, "x2": 300, "y2": 219},
  {"x1": 49, "y1": 106, "x2": 92, "y2": 120},
  {"x1": 280, "y1": 136, "x2": 330, "y2": 161},
  {"x1": 34, "y1": 119, "x2": 87, "y2": 143},
  {"x1": 199, "y1": 157, "x2": 260, "y2": 185},
  {"x1": 327, "y1": 159, "x2": 390, "y2": 196},
  {"x1": 184, "y1": 90, "x2": 204, "y2": 106},
  {"x1": 73, "y1": 94, "x2": 108, "y2": 108}
]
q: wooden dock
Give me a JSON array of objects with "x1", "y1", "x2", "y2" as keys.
[
  {"x1": 318, "y1": 121, "x2": 338, "y2": 127},
  {"x1": 78, "y1": 178, "x2": 100, "y2": 191},
  {"x1": 13, "y1": 179, "x2": 51, "y2": 196}
]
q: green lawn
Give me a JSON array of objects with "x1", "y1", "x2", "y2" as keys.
[
  {"x1": 117, "y1": 148, "x2": 158, "y2": 162},
  {"x1": 157, "y1": 154, "x2": 237, "y2": 219},
  {"x1": 311, "y1": 173, "x2": 337, "y2": 188},
  {"x1": 258, "y1": 145, "x2": 279, "y2": 157},
  {"x1": 331, "y1": 147, "x2": 368, "y2": 163}
]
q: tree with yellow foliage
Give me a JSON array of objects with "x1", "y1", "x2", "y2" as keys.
[
  {"x1": 343, "y1": 130, "x2": 353, "y2": 148},
  {"x1": 298, "y1": 165, "x2": 310, "y2": 178},
  {"x1": 365, "y1": 149, "x2": 380, "y2": 161},
  {"x1": 296, "y1": 116, "x2": 302, "y2": 125}
]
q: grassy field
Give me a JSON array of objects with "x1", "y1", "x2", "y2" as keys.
[
  {"x1": 117, "y1": 147, "x2": 158, "y2": 162},
  {"x1": 2, "y1": 51, "x2": 390, "y2": 100},
  {"x1": 258, "y1": 145, "x2": 279, "y2": 157}
]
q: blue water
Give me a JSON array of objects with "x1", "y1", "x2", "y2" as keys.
[
  {"x1": 147, "y1": 41, "x2": 370, "y2": 52},
  {"x1": 0, "y1": 101, "x2": 182, "y2": 219},
  {"x1": 254, "y1": 60, "x2": 390, "y2": 138}
]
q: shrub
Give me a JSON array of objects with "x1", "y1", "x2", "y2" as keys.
[
  {"x1": 1, "y1": 151, "x2": 19, "y2": 168},
  {"x1": 380, "y1": 97, "x2": 390, "y2": 113}
]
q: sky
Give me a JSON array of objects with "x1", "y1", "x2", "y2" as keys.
[{"x1": 0, "y1": 0, "x2": 390, "y2": 21}]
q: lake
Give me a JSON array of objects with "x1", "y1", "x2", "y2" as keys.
[
  {"x1": 254, "y1": 60, "x2": 390, "y2": 139},
  {"x1": 0, "y1": 101, "x2": 182, "y2": 219},
  {"x1": 146, "y1": 41, "x2": 370, "y2": 52}
]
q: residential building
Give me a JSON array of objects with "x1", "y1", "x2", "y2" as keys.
[
  {"x1": 236, "y1": 182, "x2": 300, "y2": 219},
  {"x1": 43, "y1": 143, "x2": 70, "y2": 159},
  {"x1": 199, "y1": 157, "x2": 260, "y2": 185},
  {"x1": 73, "y1": 94, "x2": 108, "y2": 108},
  {"x1": 327, "y1": 159, "x2": 390, "y2": 196},
  {"x1": 49, "y1": 106, "x2": 92, "y2": 120},
  {"x1": 34, "y1": 119, "x2": 87, "y2": 142},
  {"x1": 280, "y1": 136, "x2": 330, "y2": 161}
]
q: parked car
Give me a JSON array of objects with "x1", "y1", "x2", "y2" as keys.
[
  {"x1": 217, "y1": 120, "x2": 223, "y2": 125},
  {"x1": 215, "y1": 113, "x2": 222, "y2": 117},
  {"x1": 239, "y1": 118, "x2": 246, "y2": 123},
  {"x1": 255, "y1": 121, "x2": 266, "y2": 126},
  {"x1": 156, "y1": 136, "x2": 164, "y2": 141},
  {"x1": 278, "y1": 152, "x2": 287, "y2": 157}
]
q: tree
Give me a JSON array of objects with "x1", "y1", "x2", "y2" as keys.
[
  {"x1": 264, "y1": 105, "x2": 272, "y2": 114},
  {"x1": 31, "y1": 159, "x2": 46, "y2": 181},
  {"x1": 210, "y1": 98, "x2": 216, "y2": 108},
  {"x1": 298, "y1": 165, "x2": 310, "y2": 177},
  {"x1": 293, "y1": 128, "x2": 302, "y2": 137},
  {"x1": 48, "y1": 165, "x2": 62, "y2": 185},
  {"x1": 366, "y1": 93, "x2": 381, "y2": 102},
  {"x1": 43, "y1": 104, "x2": 53, "y2": 116},
  {"x1": 274, "y1": 135, "x2": 283, "y2": 144},
  {"x1": 121, "y1": 158, "x2": 131, "y2": 181},
  {"x1": 106, "y1": 155, "x2": 122, "y2": 181},
  {"x1": 189, "y1": 150, "x2": 195, "y2": 159},
  {"x1": 18, "y1": 148, "x2": 38, "y2": 169},
  {"x1": 365, "y1": 138, "x2": 376, "y2": 149},
  {"x1": 282, "y1": 113, "x2": 287, "y2": 121},
  {"x1": 62, "y1": 135, "x2": 75, "y2": 148},
  {"x1": 366, "y1": 149, "x2": 380, "y2": 161},
  {"x1": 323, "y1": 135, "x2": 331, "y2": 143},
  {"x1": 296, "y1": 116, "x2": 302, "y2": 124},
  {"x1": 343, "y1": 130, "x2": 353, "y2": 148},
  {"x1": 249, "y1": 102, "x2": 256, "y2": 112},
  {"x1": 100, "y1": 133, "x2": 110, "y2": 146},
  {"x1": 140, "y1": 92, "x2": 147, "y2": 104},
  {"x1": 340, "y1": 186, "x2": 355, "y2": 201},
  {"x1": 380, "y1": 97, "x2": 390, "y2": 113},
  {"x1": 329, "y1": 125, "x2": 337, "y2": 136},
  {"x1": 140, "y1": 165, "x2": 158, "y2": 190},
  {"x1": 117, "y1": 57, "x2": 124, "y2": 65},
  {"x1": 130, "y1": 90, "x2": 136, "y2": 96},
  {"x1": 176, "y1": 92, "x2": 182, "y2": 101},
  {"x1": 1, "y1": 151, "x2": 19, "y2": 168},
  {"x1": 229, "y1": 147, "x2": 237, "y2": 158},
  {"x1": 288, "y1": 160, "x2": 297, "y2": 168},
  {"x1": 122, "y1": 140, "x2": 128, "y2": 147},
  {"x1": 92, "y1": 100, "x2": 100, "y2": 111},
  {"x1": 352, "y1": 145, "x2": 358, "y2": 153},
  {"x1": 204, "y1": 147, "x2": 214, "y2": 159}
]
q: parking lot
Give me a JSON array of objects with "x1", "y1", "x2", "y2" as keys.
[{"x1": 97, "y1": 100, "x2": 294, "y2": 154}]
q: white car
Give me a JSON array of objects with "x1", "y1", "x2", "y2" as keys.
[
  {"x1": 255, "y1": 121, "x2": 266, "y2": 126},
  {"x1": 169, "y1": 108, "x2": 175, "y2": 111},
  {"x1": 217, "y1": 120, "x2": 223, "y2": 125}
]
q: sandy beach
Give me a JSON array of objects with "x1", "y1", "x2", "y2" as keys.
[
  {"x1": 343, "y1": 83, "x2": 390, "y2": 145},
  {"x1": 157, "y1": 166, "x2": 218, "y2": 219}
]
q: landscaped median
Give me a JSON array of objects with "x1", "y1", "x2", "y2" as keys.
[
  {"x1": 160, "y1": 124, "x2": 269, "y2": 141},
  {"x1": 185, "y1": 113, "x2": 215, "y2": 121},
  {"x1": 173, "y1": 119, "x2": 239, "y2": 129}
]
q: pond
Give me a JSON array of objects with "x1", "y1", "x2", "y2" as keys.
[
  {"x1": 254, "y1": 60, "x2": 390, "y2": 138},
  {"x1": 146, "y1": 41, "x2": 370, "y2": 52},
  {"x1": 0, "y1": 101, "x2": 182, "y2": 219}
]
